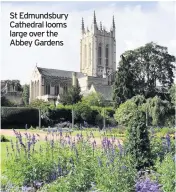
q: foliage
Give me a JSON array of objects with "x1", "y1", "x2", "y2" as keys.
[
  {"x1": 155, "y1": 153, "x2": 175, "y2": 192},
  {"x1": 47, "y1": 106, "x2": 72, "y2": 123},
  {"x1": 59, "y1": 85, "x2": 82, "y2": 105},
  {"x1": 130, "y1": 95, "x2": 146, "y2": 106},
  {"x1": 113, "y1": 54, "x2": 135, "y2": 106},
  {"x1": 150, "y1": 134, "x2": 175, "y2": 162},
  {"x1": 114, "y1": 100, "x2": 138, "y2": 126},
  {"x1": 125, "y1": 110, "x2": 152, "y2": 170},
  {"x1": 1, "y1": 107, "x2": 39, "y2": 127},
  {"x1": 3, "y1": 129, "x2": 137, "y2": 192},
  {"x1": 74, "y1": 102, "x2": 93, "y2": 123},
  {"x1": 82, "y1": 92, "x2": 106, "y2": 107},
  {"x1": 113, "y1": 42, "x2": 176, "y2": 105},
  {"x1": 144, "y1": 96, "x2": 172, "y2": 126},
  {"x1": 22, "y1": 84, "x2": 29, "y2": 106},
  {"x1": 1, "y1": 96, "x2": 14, "y2": 107},
  {"x1": 29, "y1": 99, "x2": 50, "y2": 109},
  {"x1": 153, "y1": 127, "x2": 175, "y2": 136},
  {"x1": 169, "y1": 83, "x2": 176, "y2": 105},
  {"x1": 1, "y1": 135, "x2": 10, "y2": 142}
]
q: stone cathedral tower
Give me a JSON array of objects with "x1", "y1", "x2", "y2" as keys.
[{"x1": 80, "y1": 11, "x2": 116, "y2": 78}]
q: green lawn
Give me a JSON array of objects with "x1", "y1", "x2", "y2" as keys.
[
  {"x1": 1, "y1": 135, "x2": 45, "y2": 173},
  {"x1": 1, "y1": 136, "x2": 16, "y2": 173}
]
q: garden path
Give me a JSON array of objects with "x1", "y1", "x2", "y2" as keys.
[{"x1": 0, "y1": 129, "x2": 123, "y2": 146}]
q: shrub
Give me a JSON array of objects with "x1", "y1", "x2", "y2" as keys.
[
  {"x1": 150, "y1": 133, "x2": 175, "y2": 162},
  {"x1": 74, "y1": 102, "x2": 93, "y2": 123},
  {"x1": 125, "y1": 110, "x2": 152, "y2": 170},
  {"x1": 1, "y1": 107, "x2": 39, "y2": 127},
  {"x1": 114, "y1": 100, "x2": 138, "y2": 126},
  {"x1": 155, "y1": 153, "x2": 175, "y2": 192},
  {"x1": 47, "y1": 107, "x2": 72, "y2": 122},
  {"x1": 1, "y1": 135, "x2": 9, "y2": 142}
]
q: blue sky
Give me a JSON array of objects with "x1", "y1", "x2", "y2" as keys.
[
  {"x1": 2, "y1": 1, "x2": 158, "y2": 10},
  {"x1": 1, "y1": 1, "x2": 176, "y2": 84},
  {"x1": 2, "y1": 1, "x2": 159, "y2": 12}
]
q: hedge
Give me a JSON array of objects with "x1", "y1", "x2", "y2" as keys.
[
  {"x1": 1, "y1": 107, "x2": 39, "y2": 128},
  {"x1": 1, "y1": 105, "x2": 116, "y2": 128}
]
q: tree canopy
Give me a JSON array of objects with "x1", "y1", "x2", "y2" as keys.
[
  {"x1": 22, "y1": 84, "x2": 30, "y2": 106},
  {"x1": 113, "y1": 42, "x2": 175, "y2": 106},
  {"x1": 59, "y1": 85, "x2": 82, "y2": 105},
  {"x1": 81, "y1": 92, "x2": 105, "y2": 107}
]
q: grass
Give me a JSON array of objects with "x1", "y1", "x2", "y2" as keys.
[
  {"x1": 0, "y1": 135, "x2": 45, "y2": 173},
  {"x1": 1, "y1": 136, "x2": 15, "y2": 172}
]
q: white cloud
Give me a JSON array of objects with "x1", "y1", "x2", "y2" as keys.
[{"x1": 1, "y1": 1, "x2": 175, "y2": 84}]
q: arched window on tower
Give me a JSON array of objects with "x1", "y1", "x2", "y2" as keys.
[
  {"x1": 105, "y1": 44, "x2": 109, "y2": 67},
  {"x1": 98, "y1": 43, "x2": 102, "y2": 65},
  {"x1": 84, "y1": 45, "x2": 87, "y2": 67},
  {"x1": 89, "y1": 43, "x2": 91, "y2": 65}
]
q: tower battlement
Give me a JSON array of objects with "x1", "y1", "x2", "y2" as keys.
[{"x1": 80, "y1": 11, "x2": 116, "y2": 78}]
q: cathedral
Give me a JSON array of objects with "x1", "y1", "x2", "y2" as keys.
[{"x1": 29, "y1": 12, "x2": 116, "y2": 104}]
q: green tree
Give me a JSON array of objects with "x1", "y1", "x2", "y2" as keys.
[
  {"x1": 29, "y1": 99, "x2": 50, "y2": 109},
  {"x1": 114, "y1": 100, "x2": 138, "y2": 126},
  {"x1": 22, "y1": 84, "x2": 29, "y2": 106},
  {"x1": 113, "y1": 42, "x2": 175, "y2": 105},
  {"x1": 113, "y1": 54, "x2": 135, "y2": 106},
  {"x1": 126, "y1": 110, "x2": 152, "y2": 170},
  {"x1": 59, "y1": 85, "x2": 82, "y2": 105},
  {"x1": 74, "y1": 102, "x2": 92, "y2": 123},
  {"x1": 169, "y1": 83, "x2": 176, "y2": 105},
  {"x1": 143, "y1": 96, "x2": 171, "y2": 126},
  {"x1": 82, "y1": 92, "x2": 105, "y2": 107}
]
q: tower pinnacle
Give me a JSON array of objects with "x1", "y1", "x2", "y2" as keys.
[
  {"x1": 100, "y1": 22, "x2": 102, "y2": 30},
  {"x1": 93, "y1": 10, "x2": 97, "y2": 24},
  {"x1": 82, "y1": 17, "x2": 85, "y2": 32},
  {"x1": 112, "y1": 15, "x2": 115, "y2": 28}
]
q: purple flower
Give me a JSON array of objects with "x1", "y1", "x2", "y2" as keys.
[
  {"x1": 32, "y1": 134, "x2": 36, "y2": 144},
  {"x1": 10, "y1": 139, "x2": 14, "y2": 152},
  {"x1": 117, "y1": 139, "x2": 123, "y2": 155},
  {"x1": 135, "y1": 178, "x2": 162, "y2": 192},
  {"x1": 97, "y1": 156, "x2": 102, "y2": 167},
  {"x1": 6, "y1": 145, "x2": 9, "y2": 157},
  {"x1": 24, "y1": 132, "x2": 29, "y2": 140},
  {"x1": 16, "y1": 140, "x2": 20, "y2": 154},
  {"x1": 50, "y1": 139, "x2": 54, "y2": 148},
  {"x1": 27, "y1": 141, "x2": 31, "y2": 154},
  {"x1": 165, "y1": 134, "x2": 171, "y2": 151},
  {"x1": 59, "y1": 130, "x2": 62, "y2": 137}
]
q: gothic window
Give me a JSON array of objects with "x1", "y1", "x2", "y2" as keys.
[
  {"x1": 98, "y1": 43, "x2": 102, "y2": 65},
  {"x1": 105, "y1": 44, "x2": 109, "y2": 67},
  {"x1": 84, "y1": 45, "x2": 87, "y2": 67},
  {"x1": 42, "y1": 77, "x2": 45, "y2": 86},
  {"x1": 55, "y1": 85, "x2": 59, "y2": 95},
  {"x1": 89, "y1": 43, "x2": 91, "y2": 64},
  {"x1": 45, "y1": 85, "x2": 50, "y2": 95}
]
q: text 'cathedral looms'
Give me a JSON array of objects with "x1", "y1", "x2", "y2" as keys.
[{"x1": 29, "y1": 11, "x2": 116, "y2": 104}]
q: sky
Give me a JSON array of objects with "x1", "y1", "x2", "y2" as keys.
[{"x1": 1, "y1": 1, "x2": 176, "y2": 84}]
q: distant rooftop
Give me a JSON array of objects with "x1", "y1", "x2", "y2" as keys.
[{"x1": 37, "y1": 67, "x2": 86, "y2": 78}]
